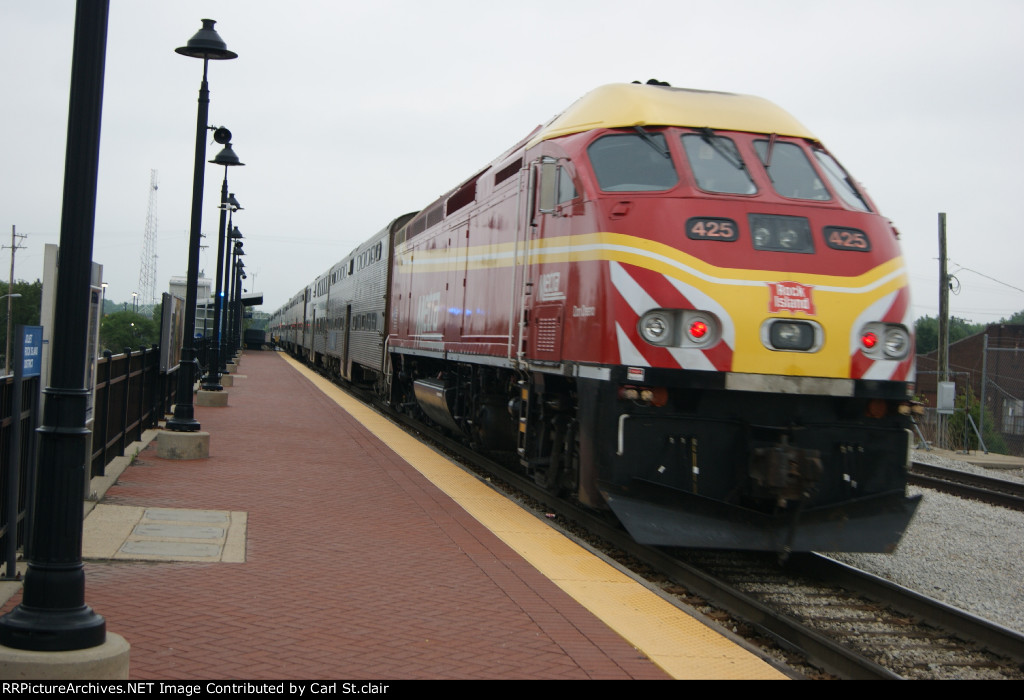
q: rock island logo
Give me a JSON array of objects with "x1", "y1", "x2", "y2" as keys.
[{"x1": 767, "y1": 281, "x2": 815, "y2": 315}]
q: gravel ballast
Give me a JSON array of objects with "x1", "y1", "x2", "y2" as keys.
[{"x1": 831, "y1": 450, "x2": 1024, "y2": 635}]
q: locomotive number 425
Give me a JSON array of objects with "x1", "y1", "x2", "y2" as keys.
[{"x1": 686, "y1": 217, "x2": 738, "y2": 241}]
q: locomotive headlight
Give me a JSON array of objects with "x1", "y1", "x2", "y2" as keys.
[
  {"x1": 639, "y1": 311, "x2": 673, "y2": 346},
  {"x1": 777, "y1": 323, "x2": 801, "y2": 343},
  {"x1": 639, "y1": 309, "x2": 720, "y2": 348},
  {"x1": 778, "y1": 228, "x2": 799, "y2": 248},
  {"x1": 883, "y1": 327, "x2": 910, "y2": 359},
  {"x1": 748, "y1": 214, "x2": 814, "y2": 253},
  {"x1": 765, "y1": 319, "x2": 819, "y2": 352},
  {"x1": 858, "y1": 323, "x2": 911, "y2": 360}
]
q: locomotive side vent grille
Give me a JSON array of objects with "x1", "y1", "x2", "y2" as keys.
[{"x1": 536, "y1": 317, "x2": 558, "y2": 353}]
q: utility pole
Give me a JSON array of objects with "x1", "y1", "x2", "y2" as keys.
[
  {"x1": 3, "y1": 225, "x2": 27, "y2": 374},
  {"x1": 937, "y1": 213, "x2": 949, "y2": 384},
  {"x1": 937, "y1": 213, "x2": 950, "y2": 449}
]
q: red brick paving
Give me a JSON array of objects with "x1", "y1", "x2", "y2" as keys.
[{"x1": 2, "y1": 352, "x2": 668, "y2": 680}]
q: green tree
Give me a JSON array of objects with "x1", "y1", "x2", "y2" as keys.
[
  {"x1": 99, "y1": 310, "x2": 158, "y2": 353},
  {"x1": 914, "y1": 316, "x2": 938, "y2": 355},
  {"x1": 151, "y1": 298, "x2": 163, "y2": 330},
  {"x1": 999, "y1": 309, "x2": 1024, "y2": 324},
  {"x1": 914, "y1": 315, "x2": 986, "y2": 355}
]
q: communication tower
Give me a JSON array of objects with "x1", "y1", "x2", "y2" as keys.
[{"x1": 138, "y1": 169, "x2": 159, "y2": 306}]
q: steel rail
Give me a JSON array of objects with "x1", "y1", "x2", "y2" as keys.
[
  {"x1": 791, "y1": 552, "x2": 1024, "y2": 665},
  {"x1": 910, "y1": 461, "x2": 1024, "y2": 511}
]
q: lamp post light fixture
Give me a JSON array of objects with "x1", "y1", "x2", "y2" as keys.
[
  {"x1": 166, "y1": 18, "x2": 236, "y2": 433},
  {"x1": 201, "y1": 141, "x2": 244, "y2": 391}
]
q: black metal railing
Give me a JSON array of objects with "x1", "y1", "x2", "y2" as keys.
[
  {"x1": 1, "y1": 345, "x2": 177, "y2": 576},
  {"x1": 0, "y1": 372, "x2": 40, "y2": 578},
  {"x1": 91, "y1": 345, "x2": 176, "y2": 477}
]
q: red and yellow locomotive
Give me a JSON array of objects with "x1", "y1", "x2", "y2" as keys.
[{"x1": 277, "y1": 82, "x2": 920, "y2": 552}]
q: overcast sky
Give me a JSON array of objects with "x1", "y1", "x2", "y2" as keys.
[{"x1": 2, "y1": 0, "x2": 1023, "y2": 325}]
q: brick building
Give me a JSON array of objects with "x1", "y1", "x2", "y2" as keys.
[{"x1": 916, "y1": 324, "x2": 1024, "y2": 454}]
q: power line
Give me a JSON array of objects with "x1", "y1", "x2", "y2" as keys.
[{"x1": 949, "y1": 261, "x2": 1024, "y2": 295}]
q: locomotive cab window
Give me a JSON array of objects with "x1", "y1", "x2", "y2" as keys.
[
  {"x1": 557, "y1": 165, "x2": 578, "y2": 204},
  {"x1": 813, "y1": 148, "x2": 872, "y2": 212},
  {"x1": 681, "y1": 133, "x2": 756, "y2": 195},
  {"x1": 587, "y1": 132, "x2": 678, "y2": 192},
  {"x1": 754, "y1": 140, "x2": 829, "y2": 201},
  {"x1": 536, "y1": 159, "x2": 580, "y2": 214}
]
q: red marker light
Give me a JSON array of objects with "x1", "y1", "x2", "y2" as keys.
[
  {"x1": 689, "y1": 320, "x2": 708, "y2": 339},
  {"x1": 862, "y1": 332, "x2": 878, "y2": 349}
]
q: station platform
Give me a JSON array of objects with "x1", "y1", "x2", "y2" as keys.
[{"x1": 1, "y1": 351, "x2": 788, "y2": 680}]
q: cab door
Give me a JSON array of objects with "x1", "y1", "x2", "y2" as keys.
[{"x1": 524, "y1": 155, "x2": 579, "y2": 362}]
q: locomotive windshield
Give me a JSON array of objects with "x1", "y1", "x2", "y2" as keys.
[
  {"x1": 681, "y1": 133, "x2": 757, "y2": 195},
  {"x1": 587, "y1": 133, "x2": 678, "y2": 191},
  {"x1": 813, "y1": 148, "x2": 872, "y2": 212},
  {"x1": 753, "y1": 140, "x2": 829, "y2": 201}
]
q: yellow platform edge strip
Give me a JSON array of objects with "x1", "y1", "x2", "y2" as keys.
[{"x1": 282, "y1": 354, "x2": 787, "y2": 680}]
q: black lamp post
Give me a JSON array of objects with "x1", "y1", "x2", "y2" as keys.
[
  {"x1": 229, "y1": 250, "x2": 245, "y2": 355},
  {"x1": 221, "y1": 225, "x2": 242, "y2": 371},
  {"x1": 167, "y1": 18, "x2": 236, "y2": 432},
  {"x1": 201, "y1": 142, "x2": 243, "y2": 391},
  {"x1": 0, "y1": 0, "x2": 109, "y2": 651},
  {"x1": 237, "y1": 267, "x2": 248, "y2": 354},
  {"x1": 226, "y1": 240, "x2": 243, "y2": 358}
]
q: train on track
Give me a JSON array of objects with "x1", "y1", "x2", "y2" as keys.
[{"x1": 270, "y1": 81, "x2": 921, "y2": 553}]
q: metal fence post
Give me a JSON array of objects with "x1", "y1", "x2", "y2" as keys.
[
  {"x1": 981, "y1": 333, "x2": 988, "y2": 447},
  {"x1": 120, "y1": 348, "x2": 131, "y2": 456}
]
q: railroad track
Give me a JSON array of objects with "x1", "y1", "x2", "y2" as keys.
[
  {"x1": 400, "y1": 409, "x2": 1024, "y2": 678},
  {"x1": 680, "y1": 550, "x2": 1024, "y2": 679},
  {"x1": 910, "y1": 461, "x2": 1024, "y2": 511},
  {"x1": 330, "y1": 371, "x2": 1024, "y2": 679}
]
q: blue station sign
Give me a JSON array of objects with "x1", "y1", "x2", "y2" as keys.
[{"x1": 21, "y1": 325, "x2": 42, "y2": 378}]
